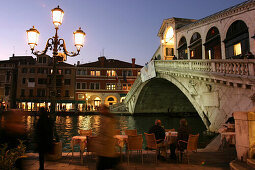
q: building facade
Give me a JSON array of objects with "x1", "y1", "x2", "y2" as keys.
[
  {"x1": 16, "y1": 55, "x2": 76, "y2": 111},
  {"x1": 75, "y1": 56, "x2": 142, "y2": 111},
  {"x1": 0, "y1": 55, "x2": 35, "y2": 109},
  {"x1": 153, "y1": 0, "x2": 255, "y2": 61}
]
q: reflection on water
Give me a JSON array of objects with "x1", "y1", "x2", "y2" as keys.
[{"x1": 3, "y1": 114, "x2": 210, "y2": 152}]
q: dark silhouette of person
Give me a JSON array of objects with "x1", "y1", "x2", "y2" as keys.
[
  {"x1": 148, "y1": 119, "x2": 166, "y2": 158},
  {"x1": 177, "y1": 119, "x2": 190, "y2": 161},
  {"x1": 35, "y1": 107, "x2": 53, "y2": 170}
]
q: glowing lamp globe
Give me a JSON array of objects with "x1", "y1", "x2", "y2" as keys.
[
  {"x1": 73, "y1": 27, "x2": 86, "y2": 51},
  {"x1": 26, "y1": 26, "x2": 40, "y2": 50},
  {"x1": 51, "y1": 6, "x2": 64, "y2": 28}
]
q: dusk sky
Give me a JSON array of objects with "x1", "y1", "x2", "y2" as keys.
[{"x1": 0, "y1": 0, "x2": 246, "y2": 66}]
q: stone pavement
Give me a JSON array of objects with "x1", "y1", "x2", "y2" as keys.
[{"x1": 23, "y1": 147, "x2": 236, "y2": 170}]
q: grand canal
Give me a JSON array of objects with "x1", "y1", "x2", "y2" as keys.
[{"x1": 19, "y1": 114, "x2": 216, "y2": 152}]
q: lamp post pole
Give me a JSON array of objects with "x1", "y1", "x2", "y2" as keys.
[{"x1": 26, "y1": 6, "x2": 86, "y2": 113}]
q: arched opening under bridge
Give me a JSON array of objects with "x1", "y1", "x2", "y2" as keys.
[{"x1": 134, "y1": 78, "x2": 197, "y2": 115}]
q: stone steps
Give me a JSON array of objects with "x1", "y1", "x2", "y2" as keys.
[{"x1": 230, "y1": 160, "x2": 255, "y2": 170}]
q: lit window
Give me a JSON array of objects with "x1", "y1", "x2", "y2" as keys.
[
  {"x1": 191, "y1": 50, "x2": 195, "y2": 58},
  {"x1": 106, "y1": 83, "x2": 116, "y2": 90},
  {"x1": 107, "y1": 70, "x2": 116, "y2": 77},
  {"x1": 96, "y1": 71, "x2": 100, "y2": 76},
  {"x1": 128, "y1": 84, "x2": 132, "y2": 90},
  {"x1": 122, "y1": 84, "x2": 127, "y2": 90},
  {"x1": 208, "y1": 50, "x2": 212, "y2": 60},
  {"x1": 234, "y1": 43, "x2": 241, "y2": 56},
  {"x1": 90, "y1": 71, "x2": 95, "y2": 76}
]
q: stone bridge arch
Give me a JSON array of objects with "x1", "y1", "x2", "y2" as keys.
[
  {"x1": 125, "y1": 60, "x2": 254, "y2": 132},
  {"x1": 134, "y1": 77, "x2": 211, "y2": 129}
]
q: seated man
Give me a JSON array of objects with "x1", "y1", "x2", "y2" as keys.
[{"x1": 148, "y1": 119, "x2": 167, "y2": 159}]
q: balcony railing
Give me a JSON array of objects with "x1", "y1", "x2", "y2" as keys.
[{"x1": 155, "y1": 59, "x2": 255, "y2": 77}]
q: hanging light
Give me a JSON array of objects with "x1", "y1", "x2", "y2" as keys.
[
  {"x1": 51, "y1": 6, "x2": 64, "y2": 28},
  {"x1": 73, "y1": 27, "x2": 86, "y2": 51},
  {"x1": 26, "y1": 26, "x2": 40, "y2": 50}
]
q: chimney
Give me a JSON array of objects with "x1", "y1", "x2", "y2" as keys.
[
  {"x1": 98, "y1": 56, "x2": 106, "y2": 67},
  {"x1": 132, "y1": 58, "x2": 136, "y2": 68},
  {"x1": 77, "y1": 61, "x2": 80, "y2": 65}
]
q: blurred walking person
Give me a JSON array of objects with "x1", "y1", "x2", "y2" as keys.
[
  {"x1": 96, "y1": 105, "x2": 119, "y2": 170},
  {"x1": 35, "y1": 107, "x2": 53, "y2": 170}
]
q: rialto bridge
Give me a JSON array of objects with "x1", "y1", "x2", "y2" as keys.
[{"x1": 124, "y1": 60, "x2": 255, "y2": 132}]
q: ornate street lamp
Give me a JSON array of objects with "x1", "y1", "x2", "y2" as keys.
[{"x1": 26, "y1": 6, "x2": 86, "y2": 113}]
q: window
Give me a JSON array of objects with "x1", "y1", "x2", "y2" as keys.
[
  {"x1": 56, "y1": 79, "x2": 62, "y2": 86},
  {"x1": 234, "y1": 43, "x2": 242, "y2": 56},
  {"x1": 128, "y1": 84, "x2": 132, "y2": 90},
  {"x1": 29, "y1": 89, "x2": 33, "y2": 97},
  {"x1": 22, "y1": 78, "x2": 26, "y2": 84},
  {"x1": 64, "y1": 79, "x2": 71, "y2": 85},
  {"x1": 22, "y1": 68, "x2": 27, "y2": 73},
  {"x1": 77, "y1": 69, "x2": 81, "y2": 75},
  {"x1": 81, "y1": 70, "x2": 86, "y2": 75},
  {"x1": 82, "y1": 83, "x2": 86, "y2": 89},
  {"x1": 106, "y1": 83, "x2": 116, "y2": 90},
  {"x1": 76, "y1": 83, "x2": 81, "y2": 89},
  {"x1": 5, "y1": 86, "x2": 10, "y2": 96},
  {"x1": 21, "y1": 89, "x2": 25, "y2": 97},
  {"x1": 58, "y1": 69, "x2": 62, "y2": 75},
  {"x1": 65, "y1": 69, "x2": 71, "y2": 74},
  {"x1": 37, "y1": 89, "x2": 46, "y2": 97},
  {"x1": 208, "y1": 50, "x2": 212, "y2": 60},
  {"x1": 90, "y1": 83, "x2": 95, "y2": 89},
  {"x1": 166, "y1": 48, "x2": 174, "y2": 56},
  {"x1": 90, "y1": 70, "x2": 100, "y2": 76},
  {"x1": 56, "y1": 89, "x2": 61, "y2": 97},
  {"x1": 30, "y1": 68, "x2": 35, "y2": 73},
  {"x1": 107, "y1": 70, "x2": 116, "y2": 77},
  {"x1": 123, "y1": 70, "x2": 132, "y2": 76},
  {"x1": 122, "y1": 84, "x2": 127, "y2": 90},
  {"x1": 95, "y1": 83, "x2": 100, "y2": 89},
  {"x1": 43, "y1": 57, "x2": 46, "y2": 63},
  {"x1": 38, "y1": 78, "x2": 47, "y2": 84},
  {"x1": 29, "y1": 78, "x2": 35, "y2": 82},
  {"x1": 96, "y1": 71, "x2": 100, "y2": 76},
  {"x1": 65, "y1": 90, "x2": 69, "y2": 97},
  {"x1": 90, "y1": 71, "x2": 95, "y2": 76},
  {"x1": 108, "y1": 97, "x2": 114, "y2": 101},
  {"x1": 191, "y1": 50, "x2": 195, "y2": 58}
]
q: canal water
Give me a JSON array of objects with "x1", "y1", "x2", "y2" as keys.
[{"x1": 20, "y1": 114, "x2": 216, "y2": 152}]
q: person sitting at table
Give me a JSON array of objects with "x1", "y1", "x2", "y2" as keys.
[
  {"x1": 148, "y1": 119, "x2": 167, "y2": 160},
  {"x1": 176, "y1": 118, "x2": 191, "y2": 161}
]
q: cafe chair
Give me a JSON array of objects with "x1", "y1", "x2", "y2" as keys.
[
  {"x1": 127, "y1": 134, "x2": 143, "y2": 164},
  {"x1": 177, "y1": 134, "x2": 199, "y2": 164},
  {"x1": 79, "y1": 129, "x2": 92, "y2": 137},
  {"x1": 85, "y1": 136, "x2": 98, "y2": 162},
  {"x1": 144, "y1": 133, "x2": 158, "y2": 164},
  {"x1": 125, "y1": 129, "x2": 137, "y2": 136}
]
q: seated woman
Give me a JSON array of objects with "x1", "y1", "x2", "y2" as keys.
[{"x1": 169, "y1": 118, "x2": 190, "y2": 160}]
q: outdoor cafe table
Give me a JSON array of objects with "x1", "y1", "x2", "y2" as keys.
[
  {"x1": 165, "y1": 131, "x2": 178, "y2": 145},
  {"x1": 71, "y1": 136, "x2": 87, "y2": 162},
  {"x1": 114, "y1": 135, "x2": 128, "y2": 161}
]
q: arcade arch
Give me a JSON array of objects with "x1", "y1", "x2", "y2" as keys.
[
  {"x1": 189, "y1": 32, "x2": 202, "y2": 59},
  {"x1": 204, "y1": 27, "x2": 222, "y2": 59},
  {"x1": 177, "y1": 36, "x2": 188, "y2": 59},
  {"x1": 224, "y1": 20, "x2": 250, "y2": 59},
  {"x1": 105, "y1": 96, "x2": 117, "y2": 106}
]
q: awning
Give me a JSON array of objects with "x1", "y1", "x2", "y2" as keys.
[
  {"x1": 188, "y1": 39, "x2": 201, "y2": 48},
  {"x1": 203, "y1": 34, "x2": 220, "y2": 46}
]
